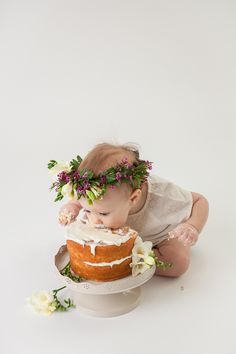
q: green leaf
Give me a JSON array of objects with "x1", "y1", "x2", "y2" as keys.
[
  {"x1": 60, "y1": 262, "x2": 82, "y2": 282},
  {"x1": 154, "y1": 256, "x2": 172, "y2": 270},
  {"x1": 76, "y1": 155, "x2": 83, "y2": 164},
  {"x1": 90, "y1": 186, "x2": 103, "y2": 198},
  {"x1": 69, "y1": 159, "x2": 79, "y2": 171},
  {"x1": 54, "y1": 193, "x2": 64, "y2": 202},
  {"x1": 106, "y1": 176, "x2": 116, "y2": 183},
  {"x1": 69, "y1": 155, "x2": 82, "y2": 172},
  {"x1": 49, "y1": 182, "x2": 57, "y2": 191},
  {"x1": 86, "y1": 190, "x2": 95, "y2": 202},
  {"x1": 48, "y1": 160, "x2": 57, "y2": 169},
  {"x1": 87, "y1": 171, "x2": 94, "y2": 179}
]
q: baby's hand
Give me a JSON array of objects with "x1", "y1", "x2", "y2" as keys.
[
  {"x1": 168, "y1": 222, "x2": 199, "y2": 246},
  {"x1": 58, "y1": 206, "x2": 78, "y2": 226}
]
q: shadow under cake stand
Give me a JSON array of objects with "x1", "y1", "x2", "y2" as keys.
[{"x1": 55, "y1": 245, "x2": 156, "y2": 317}]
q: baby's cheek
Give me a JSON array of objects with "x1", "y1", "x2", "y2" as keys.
[
  {"x1": 112, "y1": 215, "x2": 128, "y2": 228},
  {"x1": 120, "y1": 210, "x2": 129, "y2": 223}
]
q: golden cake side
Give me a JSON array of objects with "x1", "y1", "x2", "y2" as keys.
[{"x1": 66, "y1": 221, "x2": 138, "y2": 281}]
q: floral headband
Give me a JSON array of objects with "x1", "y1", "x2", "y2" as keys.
[{"x1": 48, "y1": 155, "x2": 153, "y2": 205}]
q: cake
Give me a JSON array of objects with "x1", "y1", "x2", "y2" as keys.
[{"x1": 66, "y1": 219, "x2": 139, "y2": 282}]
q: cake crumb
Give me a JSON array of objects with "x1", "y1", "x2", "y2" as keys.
[{"x1": 180, "y1": 286, "x2": 184, "y2": 291}]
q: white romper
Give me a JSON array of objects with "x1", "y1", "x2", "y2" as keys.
[{"x1": 126, "y1": 174, "x2": 193, "y2": 247}]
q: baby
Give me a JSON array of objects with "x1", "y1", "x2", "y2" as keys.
[{"x1": 57, "y1": 143, "x2": 209, "y2": 277}]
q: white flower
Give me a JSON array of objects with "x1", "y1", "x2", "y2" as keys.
[
  {"x1": 27, "y1": 291, "x2": 57, "y2": 316},
  {"x1": 49, "y1": 161, "x2": 70, "y2": 181},
  {"x1": 134, "y1": 235, "x2": 143, "y2": 245},
  {"x1": 145, "y1": 255, "x2": 155, "y2": 266},
  {"x1": 130, "y1": 260, "x2": 150, "y2": 277},
  {"x1": 61, "y1": 183, "x2": 74, "y2": 199},
  {"x1": 132, "y1": 240, "x2": 153, "y2": 259},
  {"x1": 130, "y1": 238, "x2": 156, "y2": 276}
]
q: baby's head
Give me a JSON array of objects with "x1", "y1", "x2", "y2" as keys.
[{"x1": 78, "y1": 142, "x2": 147, "y2": 229}]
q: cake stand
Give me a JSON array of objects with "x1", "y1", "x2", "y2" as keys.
[{"x1": 55, "y1": 245, "x2": 156, "y2": 317}]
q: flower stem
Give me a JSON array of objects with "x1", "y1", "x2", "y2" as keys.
[
  {"x1": 52, "y1": 285, "x2": 66, "y2": 294},
  {"x1": 51, "y1": 286, "x2": 75, "y2": 312}
]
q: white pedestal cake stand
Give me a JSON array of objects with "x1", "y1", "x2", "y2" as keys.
[{"x1": 55, "y1": 245, "x2": 156, "y2": 317}]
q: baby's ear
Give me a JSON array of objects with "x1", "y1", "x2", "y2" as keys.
[{"x1": 130, "y1": 189, "x2": 141, "y2": 204}]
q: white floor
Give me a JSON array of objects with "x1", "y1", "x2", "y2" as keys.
[{"x1": 1, "y1": 1, "x2": 236, "y2": 354}]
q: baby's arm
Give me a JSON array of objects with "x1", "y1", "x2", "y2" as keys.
[
  {"x1": 168, "y1": 192, "x2": 209, "y2": 246},
  {"x1": 58, "y1": 200, "x2": 82, "y2": 226},
  {"x1": 186, "y1": 192, "x2": 209, "y2": 233}
]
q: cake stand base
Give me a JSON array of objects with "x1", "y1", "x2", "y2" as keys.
[{"x1": 70, "y1": 287, "x2": 141, "y2": 317}]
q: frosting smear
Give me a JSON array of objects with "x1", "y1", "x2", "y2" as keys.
[{"x1": 66, "y1": 219, "x2": 134, "y2": 255}]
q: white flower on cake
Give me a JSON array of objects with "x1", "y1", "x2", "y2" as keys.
[
  {"x1": 144, "y1": 255, "x2": 156, "y2": 266},
  {"x1": 130, "y1": 237, "x2": 156, "y2": 276},
  {"x1": 27, "y1": 291, "x2": 57, "y2": 316},
  {"x1": 48, "y1": 161, "x2": 70, "y2": 181}
]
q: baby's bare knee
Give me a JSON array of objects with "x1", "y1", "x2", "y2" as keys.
[
  {"x1": 172, "y1": 254, "x2": 190, "y2": 277},
  {"x1": 154, "y1": 243, "x2": 190, "y2": 277},
  {"x1": 158, "y1": 255, "x2": 190, "y2": 277}
]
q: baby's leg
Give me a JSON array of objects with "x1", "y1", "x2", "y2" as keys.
[{"x1": 153, "y1": 238, "x2": 190, "y2": 277}]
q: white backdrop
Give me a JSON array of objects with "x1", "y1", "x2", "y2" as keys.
[{"x1": 1, "y1": 1, "x2": 235, "y2": 354}]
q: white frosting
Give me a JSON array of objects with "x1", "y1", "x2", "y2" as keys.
[
  {"x1": 84, "y1": 255, "x2": 132, "y2": 267},
  {"x1": 66, "y1": 219, "x2": 135, "y2": 255}
]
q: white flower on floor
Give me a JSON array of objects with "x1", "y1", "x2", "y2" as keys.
[
  {"x1": 130, "y1": 238, "x2": 156, "y2": 276},
  {"x1": 27, "y1": 291, "x2": 57, "y2": 316},
  {"x1": 27, "y1": 286, "x2": 75, "y2": 316}
]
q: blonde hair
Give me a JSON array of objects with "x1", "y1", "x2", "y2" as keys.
[
  {"x1": 78, "y1": 142, "x2": 143, "y2": 194},
  {"x1": 79, "y1": 142, "x2": 141, "y2": 175}
]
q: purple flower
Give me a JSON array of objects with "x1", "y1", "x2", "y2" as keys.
[
  {"x1": 121, "y1": 157, "x2": 129, "y2": 164},
  {"x1": 146, "y1": 160, "x2": 153, "y2": 170},
  {"x1": 72, "y1": 171, "x2": 81, "y2": 180},
  {"x1": 77, "y1": 186, "x2": 86, "y2": 196},
  {"x1": 57, "y1": 171, "x2": 70, "y2": 183},
  {"x1": 120, "y1": 157, "x2": 133, "y2": 168},
  {"x1": 77, "y1": 180, "x2": 90, "y2": 194},
  {"x1": 83, "y1": 181, "x2": 91, "y2": 190},
  {"x1": 77, "y1": 185, "x2": 83, "y2": 193},
  {"x1": 100, "y1": 175, "x2": 107, "y2": 184},
  {"x1": 115, "y1": 172, "x2": 122, "y2": 181}
]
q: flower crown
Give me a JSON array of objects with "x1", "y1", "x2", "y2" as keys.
[{"x1": 48, "y1": 155, "x2": 153, "y2": 204}]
